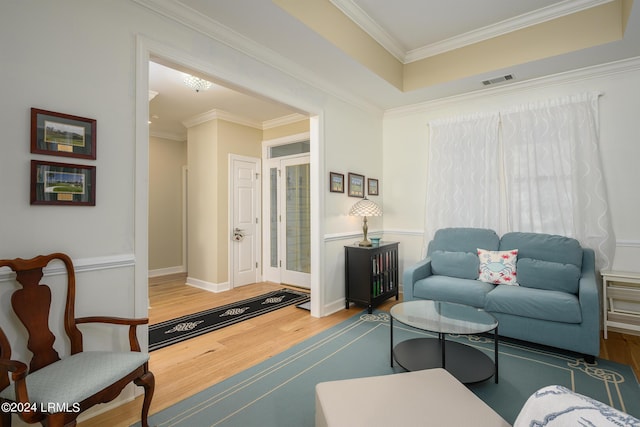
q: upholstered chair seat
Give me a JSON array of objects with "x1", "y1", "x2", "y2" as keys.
[
  {"x1": 0, "y1": 351, "x2": 149, "y2": 406},
  {"x1": 0, "y1": 253, "x2": 154, "y2": 427}
]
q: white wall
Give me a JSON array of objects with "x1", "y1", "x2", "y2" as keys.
[
  {"x1": 2, "y1": 0, "x2": 638, "y2": 421},
  {"x1": 322, "y1": 100, "x2": 384, "y2": 312},
  {"x1": 383, "y1": 60, "x2": 640, "y2": 281},
  {"x1": 0, "y1": 0, "x2": 382, "y2": 315},
  {"x1": 0, "y1": 0, "x2": 383, "y2": 420}
]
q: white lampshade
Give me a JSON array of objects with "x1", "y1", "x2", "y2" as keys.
[
  {"x1": 349, "y1": 198, "x2": 382, "y2": 246},
  {"x1": 349, "y1": 198, "x2": 382, "y2": 217}
]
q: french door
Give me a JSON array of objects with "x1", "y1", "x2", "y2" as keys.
[{"x1": 264, "y1": 154, "x2": 311, "y2": 288}]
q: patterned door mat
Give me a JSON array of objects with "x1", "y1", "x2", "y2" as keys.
[{"x1": 149, "y1": 289, "x2": 310, "y2": 351}]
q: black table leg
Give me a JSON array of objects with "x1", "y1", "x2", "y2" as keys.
[
  {"x1": 440, "y1": 332, "x2": 446, "y2": 369},
  {"x1": 494, "y1": 326, "x2": 499, "y2": 384},
  {"x1": 390, "y1": 316, "x2": 394, "y2": 367}
]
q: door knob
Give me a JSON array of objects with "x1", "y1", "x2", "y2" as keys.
[{"x1": 233, "y1": 228, "x2": 245, "y2": 241}]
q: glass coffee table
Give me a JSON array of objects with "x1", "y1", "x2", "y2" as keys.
[{"x1": 390, "y1": 300, "x2": 499, "y2": 384}]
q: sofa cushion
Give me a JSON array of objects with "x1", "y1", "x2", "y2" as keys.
[
  {"x1": 516, "y1": 258, "x2": 581, "y2": 294},
  {"x1": 499, "y1": 232, "x2": 582, "y2": 268},
  {"x1": 499, "y1": 232, "x2": 583, "y2": 292},
  {"x1": 428, "y1": 228, "x2": 499, "y2": 255},
  {"x1": 431, "y1": 250, "x2": 479, "y2": 280},
  {"x1": 413, "y1": 276, "x2": 494, "y2": 308},
  {"x1": 485, "y1": 285, "x2": 582, "y2": 323},
  {"x1": 477, "y1": 249, "x2": 519, "y2": 285}
]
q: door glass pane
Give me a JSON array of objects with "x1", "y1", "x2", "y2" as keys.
[
  {"x1": 270, "y1": 167, "x2": 278, "y2": 268},
  {"x1": 269, "y1": 140, "x2": 310, "y2": 158},
  {"x1": 286, "y1": 163, "x2": 310, "y2": 273}
]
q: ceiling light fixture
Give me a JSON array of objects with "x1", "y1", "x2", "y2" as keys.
[{"x1": 183, "y1": 74, "x2": 212, "y2": 92}]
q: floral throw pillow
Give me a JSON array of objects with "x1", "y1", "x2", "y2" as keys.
[{"x1": 477, "y1": 248, "x2": 518, "y2": 285}]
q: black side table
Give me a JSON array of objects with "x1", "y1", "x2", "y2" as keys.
[{"x1": 344, "y1": 242, "x2": 399, "y2": 313}]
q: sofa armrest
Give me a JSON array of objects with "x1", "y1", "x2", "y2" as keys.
[
  {"x1": 578, "y1": 248, "x2": 600, "y2": 356},
  {"x1": 402, "y1": 258, "x2": 432, "y2": 301}
]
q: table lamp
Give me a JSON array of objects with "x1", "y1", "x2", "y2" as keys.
[{"x1": 349, "y1": 197, "x2": 382, "y2": 247}]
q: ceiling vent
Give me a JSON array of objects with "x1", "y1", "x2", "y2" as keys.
[{"x1": 482, "y1": 74, "x2": 514, "y2": 86}]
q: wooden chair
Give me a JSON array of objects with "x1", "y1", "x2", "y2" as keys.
[{"x1": 0, "y1": 253, "x2": 154, "y2": 427}]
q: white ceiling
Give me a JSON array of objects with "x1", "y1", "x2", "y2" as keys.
[
  {"x1": 147, "y1": 0, "x2": 640, "y2": 139},
  {"x1": 148, "y1": 61, "x2": 303, "y2": 140}
]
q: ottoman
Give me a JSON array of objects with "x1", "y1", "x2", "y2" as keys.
[{"x1": 315, "y1": 368, "x2": 509, "y2": 427}]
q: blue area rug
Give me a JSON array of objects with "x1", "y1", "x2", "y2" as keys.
[{"x1": 136, "y1": 311, "x2": 640, "y2": 426}]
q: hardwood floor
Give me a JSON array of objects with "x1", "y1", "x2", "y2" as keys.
[{"x1": 79, "y1": 279, "x2": 640, "y2": 426}]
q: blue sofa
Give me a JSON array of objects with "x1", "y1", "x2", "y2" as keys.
[{"x1": 403, "y1": 227, "x2": 600, "y2": 358}]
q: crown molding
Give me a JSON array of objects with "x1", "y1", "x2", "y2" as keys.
[
  {"x1": 182, "y1": 108, "x2": 263, "y2": 129},
  {"x1": 183, "y1": 110, "x2": 307, "y2": 130},
  {"x1": 262, "y1": 113, "x2": 309, "y2": 130},
  {"x1": 407, "y1": 0, "x2": 614, "y2": 62},
  {"x1": 329, "y1": 0, "x2": 406, "y2": 62},
  {"x1": 385, "y1": 55, "x2": 640, "y2": 117},
  {"x1": 150, "y1": 130, "x2": 187, "y2": 141},
  {"x1": 332, "y1": 0, "x2": 614, "y2": 64}
]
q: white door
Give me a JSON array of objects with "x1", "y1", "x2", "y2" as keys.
[
  {"x1": 278, "y1": 156, "x2": 311, "y2": 288},
  {"x1": 231, "y1": 155, "x2": 260, "y2": 287},
  {"x1": 264, "y1": 156, "x2": 311, "y2": 289}
]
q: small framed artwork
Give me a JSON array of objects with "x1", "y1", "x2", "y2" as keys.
[
  {"x1": 31, "y1": 108, "x2": 96, "y2": 159},
  {"x1": 329, "y1": 172, "x2": 344, "y2": 193},
  {"x1": 348, "y1": 172, "x2": 365, "y2": 198},
  {"x1": 31, "y1": 160, "x2": 96, "y2": 206},
  {"x1": 368, "y1": 178, "x2": 379, "y2": 196}
]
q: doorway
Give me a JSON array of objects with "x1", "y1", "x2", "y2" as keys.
[
  {"x1": 139, "y1": 39, "x2": 323, "y2": 319},
  {"x1": 262, "y1": 136, "x2": 311, "y2": 289}
]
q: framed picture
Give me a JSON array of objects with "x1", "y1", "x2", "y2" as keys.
[
  {"x1": 31, "y1": 160, "x2": 96, "y2": 206},
  {"x1": 329, "y1": 172, "x2": 344, "y2": 193},
  {"x1": 368, "y1": 178, "x2": 379, "y2": 196},
  {"x1": 31, "y1": 108, "x2": 96, "y2": 159},
  {"x1": 348, "y1": 172, "x2": 365, "y2": 198}
]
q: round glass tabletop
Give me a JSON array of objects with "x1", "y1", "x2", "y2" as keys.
[{"x1": 390, "y1": 300, "x2": 498, "y2": 335}]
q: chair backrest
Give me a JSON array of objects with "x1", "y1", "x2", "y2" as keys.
[{"x1": 0, "y1": 253, "x2": 84, "y2": 379}]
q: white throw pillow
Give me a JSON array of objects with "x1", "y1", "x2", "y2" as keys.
[
  {"x1": 477, "y1": 248, "x2": 518, "y2": 285},
  {"x1": 514, "y1": 385, "x2": 640, "y2": 427}
]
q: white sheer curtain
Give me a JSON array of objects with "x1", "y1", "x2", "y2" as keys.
[
  {"x1": 424, "y1": 113, "x2": 501, "y2": 248},
  {"x1": 424, "y1": 93, "x2": 614, "y2": 269},
  {"x1": 501, "y1": 93, "x2": 614, "y2": 269}
]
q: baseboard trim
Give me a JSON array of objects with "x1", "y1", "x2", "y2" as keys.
[
  {"x1": 322, "y1": 298, "x2": 348, "y2": 317},
  {"x1": 186, "y1": 276, "x2": 230, "y2": 293}
]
